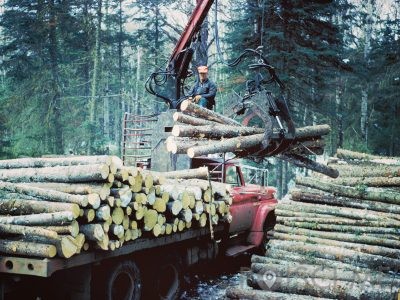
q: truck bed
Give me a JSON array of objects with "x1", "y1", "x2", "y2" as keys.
[{"x1": 0, "y1": 225, "x2": 224, "y2": 278}]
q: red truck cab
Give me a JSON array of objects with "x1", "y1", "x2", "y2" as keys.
[{"x1": 192, "y1": 157, "x2": 277, "y2": 256}]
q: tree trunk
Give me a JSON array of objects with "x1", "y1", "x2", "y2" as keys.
[
  {"x1": 291, "y1": 187, "x2": 400, "y2": 213},
  {"x1": 23, "y1": 182, "x2": 111, "y2": 200},
  {"x1": 42, "y1": 221, "x2": 79, "y2": 238},
  {"x1": 251, "y1": 262, "x2": 400, "y2": 285},
  {"x1": 88, "y1": 0, "x2": 103, "y2": 154},
  {"x1": 268, "y1": 239, "x2": 400, "y2": 271},
  {"x1": 0, "y1": 155, "x2": 119, "y2": 169},
  {"x1": 272, "y1": 232, "x2": 400, "y2": 258},
  {"x1": 180, "y1": 100, "x2": 242, "y2": 126},
  {"x1": 173, "y1": 112, "x2": 217, "y2": 126},
  {"x1": 247, "y1": 273, "x2": 396, "y2": 299},
  {"x1": 279, "y1": 154, "x2": 339, "y2": 178},
  {"x1": 0, "y1": 182, "x2": 101, "y2": 208},
  {"x1": 296, "y1": 176, "x2": 400, "y2": 204},
  {"x1": 226, "y1": 287, "x2": 324, "y2": 300},
  {"x1": 253, "y1": 250, "x2": 369, "y2": 272},
  {"x1": 336, "y1": 148, "x2": 400, "y2": 164},
  {"x1": 274, "y1": 224, "x2": 400, "y2": 248},
  {"x1": 328, "y1": 164, "x2": 400, "y2": 177},
  {"x1": 277, "y1": 215, "x2": 399, "y2": 228},
  {"x1": 172, "y1": 124, "x2": 263, "y2": 139},
  {"x1": 0, "y1": 199, "x2": 80, "y2": 218},
  {"x1": 294, "y1": 124, "x2": 331, "y2": 139},
  {"x1": 161, "y1": 167, "x2": 209, "y2": 180},
  {"x1": 0, "y1": 211, "x2": 75, "y2": 226},
  {"x1": 80, "y1": 224, "x2": 105, "y2": 242},
  {"x1": 187, "y1": 134, "x2": 265, "y2": 158},
  {"x1": 166, "y1": 137, "x2": 221, "y2": 155},
  {"x1": 0, "y1": 164, "x2": 111, "y2": 183},
  {"x1": 0, "y1": 224, "x2": 58, "y2": 239},
  {"x1": 0, "y1": 240, "x2": 57, "y2": 258},
  {"x1": 326, "y1": 176, "x2": 400, "y2": 187},
  {"x1": 278, "y1": 201, "x2": 400, "y2": 222}
]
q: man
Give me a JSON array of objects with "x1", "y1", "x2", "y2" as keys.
[{"x1": 189, "y1": 65, "x2": 217, "y2": 110}]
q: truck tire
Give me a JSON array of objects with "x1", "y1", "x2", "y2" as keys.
[
  {"x1": 155, "y1": 260, "x2": 182, "y2": 299},
  {"x1": 93, "y1": 260, "x2": 142, "y2": 300},
  {"x1": 142, "y1": 253, "x2": 183, "y2": 300}
]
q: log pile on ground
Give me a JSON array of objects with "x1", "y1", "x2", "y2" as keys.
[
  {"x1": 167, "y1": 100, "x2": 338, "y2": 178},
  {"x1": 0, "y1": 156, "x2": 232, "y2": 259},
  {"x1": 226, "y1": 149, "x2": 400, "y2": 299}
]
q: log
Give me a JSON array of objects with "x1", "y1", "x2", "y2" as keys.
[
  {"x1": 329, "y1": 164, "x2": 400, "y2": 177},
  {"x1": 0, "y1": 199, "x2": 80, "y2": 218},
  {"x1": 23, "y1": 182, "x2": 110, "y2": 201},
  {"x1": 291, "y1": 187, "x2": 400, "y2": 214},
  {"x1": 140, "y1": 170, "x2": 166, "y2": 185},
  {"x1": 272, "y1": 232, "x2": 400, "y2": 258},
  {"x1": 161, "y1": 167, "x2": 209, "y2": 180},
  {"x1": 96, "y1": 205, "x2": 111, "y2": 221},
  {"x1": 135, "y1": 206, "x2": 146, "y2": 220},
  {"x1": 256, "y1": 249, "x2": 369, "y2": 272},
  {"x1": 109, "y1": 224, "x2": 124, "y2": 239},
  {"x1": 268, "y1": 240, "x2": 400, "y2": 271},
  {"x1": 0, "y1": 155, "x2": 121, "y2": 169},
  {"x1": 166, "y1": 137, "x2": 220, "y2": 155},
  {"x1": 167, "y1": 201, "x2": 183, "y2": 216},
  {"x1": 278, "y1": 154, "x2": 339, "y2": 178},
  {"x1": 131, "y1": 173, "x2": 143, "y2": 193},
  {"x1": 296, "y1": 176, "x2": 400, "y2": 205},
  {"x1": 247, "y1": 274, "x2": 396, "y2": 299},
  {"x1": 110, "y1": 187, "x2": 132, "y2": 207},
  {"x1": 153, "y1": 198, "x2": 167, "y2": 213},
  {"x1": 251, "y1": 262, "x2": 400, "y2": 285},
  {"x1": 173, "y1": 112, "x2": 218, "y2": 126},
  {"x1": 180, "y1": 100, "x2": 242, "y2": 126},
  {"x1": 278, "y1": 220, "x2": 400, "y2": 234},
  {"x1": 80, "y1": 224, "x2": 105, "y2": 242},
  {"x1": 170, "y1": 178, "x2": 231, "y2": 195},
  {"x1": 226, "y1": 287, "x2": 328, "y2": 300},
  {"x1": 277, "y1": 201, "x2": 400, "y2": 222},
  {"x1": 0, "y1": 182, "x2": 91, "y2": 207},
  {"x1": 144, "y1": 209, "x2": 158, "y2": 231},
  {"x1": 82, "y1": 209, "x2": 95, "y2": 223},
  {"x1": 277, "y1": 215, "x2": 399, "y2": 228},
  {"x1": 274, "y1": 224, "x2": 400, "y2": 248},
  {"x1": 0, "y1": 211, "x2": 75, "y2": 226},
  {"x1": 111, "y1": 207, "x2": 124, "y2": 225},
  {"x1": 0, "y1": 240, "x2": 57, "y2": 258},
  {"x1": 0, "y1": 224, "x2": 58, "y2": 239},
  {"x1": 326, "y1": 176, "x2": 400, "y2": 187},
  {"x1": 337, "y1": 148, "x2": 400, "y2": 165},
  {"x1": 187, "y1": 134, "x2": 264, "y2": 158},
  {"x1": 179, "y1": 209, "x2": 193, "y2": 223},
  {"x1": 294, "y1": 124, "x2": 331, "y2": 139},
  {"x1": 96, "y1": 234, "x2": 110, "y2": 251},
  {"x1": 0, "y1": 164, "x2": 111, "y2": 183},
  {"x1": 172, "y1": 124, "x2": 263, "y2": 139},
  {"x1": 42, "y1": 221, "x2": 79, "y2": 238}
]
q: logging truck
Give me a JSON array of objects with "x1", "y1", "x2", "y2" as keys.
[{"x1": 0, "y1": 150, "x2": 277, "y2": 299}]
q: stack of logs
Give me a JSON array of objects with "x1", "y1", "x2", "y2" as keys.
[
  {"x1": 167, "y1": 100, "x2": 338, "y2": 178},
  {"x1": 0, "y1": 155, "x2": 232, "y2": 259},
  {"x1": 226, "y1": 149, "x2": 400, "y2": 299}
]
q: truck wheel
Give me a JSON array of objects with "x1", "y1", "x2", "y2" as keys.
[
  {"x1": 155, "y1": 261, "x2": 182, "y2": 300},
  {"x1": 94, "y1": 260, "x2": 141, "y2": 300}
]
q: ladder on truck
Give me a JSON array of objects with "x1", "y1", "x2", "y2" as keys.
[{"x1": 121, "y1": 113, "x2": 158, "y2": 167}]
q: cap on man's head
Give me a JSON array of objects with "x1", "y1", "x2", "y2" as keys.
[{"x1": 197, "y1": 66, "x2": 208, "y2": 73}]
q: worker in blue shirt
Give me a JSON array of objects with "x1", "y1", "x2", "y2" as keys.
[{"x1": 189, "y1": 66, "x2": 217, "y2": 110}]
